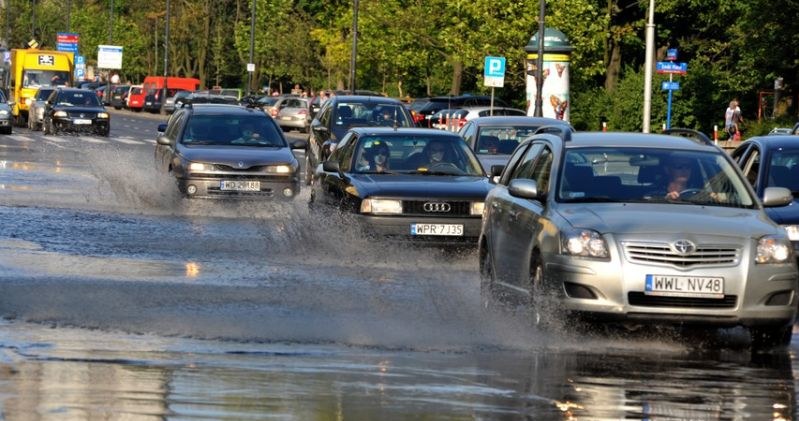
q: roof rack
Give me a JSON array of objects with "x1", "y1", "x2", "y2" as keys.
[
  {"x1": 663, "y1": 128, "x2": 714, "y2": 146},
  {"x1": 534, "y1": 124, "x2": 572, "y2": 142}
]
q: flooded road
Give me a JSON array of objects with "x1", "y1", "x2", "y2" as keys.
[{"x1": 0, "y1": 127, "x2": 797, "y2": 419}]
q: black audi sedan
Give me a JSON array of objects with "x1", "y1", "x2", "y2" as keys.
[
  {"x1": 310, "y1": 127, "x2": 492, "y2": 245},
  {"x1": 43, "y1": 87, "x2": 110, "y2": 136},
  {"x1": 154, "y1": 103, "x2": 300, "y2": 199}
]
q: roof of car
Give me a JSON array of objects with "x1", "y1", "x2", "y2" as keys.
[
  {"x1": 744, "y1": 135, "x2": 799, "y2": 148},
  {"x1": 328, "y1": 95, "x2": 404, "y2": 104},
  {"x1": 185, "y1": 103, "x2": 262, "y2": 115},
  {"x1": 349, "y1": 127, "x2": 463, "y2": 137},
  {"x1": 563, "y1": 132, "x2": 722, "y2": 151},
  {"x1": 468, "y1": 116, "x2": 572, "y2": 126}
]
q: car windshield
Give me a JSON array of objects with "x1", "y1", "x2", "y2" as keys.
[
  {"x1": 352, "y1": 134, "x2": 484, "y2": 176},
  {"x1": 181, "y1": 114, "x2": 285, "y2": 147},
  {"x1": 58, "y1": 92, "x2": 101, "y2": 107},
  {"x1": 333, "y1": 102, "x2": 412, "y2": 128},
  {"x1": 35, "y1": 89, "x2": 54, "y2": 101},
  {"x1": 766, "y1": 149, "x2": 799, "y2": 194},
  {"x1": 22, "y1": 70, "x2": 70, "y2": 88},
  {"x1": 557, "y1": 147, "x2": 755, "y2": 208},
  {"x1": 475, "y1": 125, "x2": 542, "y2": 155}
]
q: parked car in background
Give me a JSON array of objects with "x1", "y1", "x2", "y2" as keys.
[
  {"x1": 265, "y1": 94, "x2": 299, "y2": 118},
  {"x1": 310, "y1": 127, "x2": 491, "y2": 247},
  {"x1": 459, "y1": 116, "x2": 573, "y2": 172},
  {"x1": 142, "y1": 76, "x2": 201, "y2": 113},
  {"x1": 186, "y1": 91, "x2": 240, "y2": 106},
  {"x1": 275, "y1": 97, "x2": 311, "y2": 133},
  {"x1": 306, "y1": 94, "x2": 414, "y2": 185},
  {"x1": 26, "y1": 87, "x2": 55, "y2": 131},
  {"x1": 154, "y1": 104, "x2": 300, "y2": 199},
  {"x1": 409, "y1": 95, "x2": 508, "y2": 127},
  {"x1": 162, "y1": 90, "x2": 192, "y2": 114},
  {"x1": 731, "y1": 135, "x2": 799, "y2": 258},
  {"x1": 792, "y1": 122, "x2": 799, "y2": 135},
  {"x1": 126, "y1": 85, "x2": 144, "y2": 112},
  {"x1": 0, "y1": 89, "x2": 12, "y2": 134},
  {"x1": 479, "y1": 128, "x2": 797, "y2": 350},
  {"x1": 43, "y1": 88, "x2": 110, "y2": 136},
  {"x1": 429, "y1": 109, "x2": 468, "y2": 131},
  {"x1": 110, "y1": 84, "x2": 131, "y2": 110}
]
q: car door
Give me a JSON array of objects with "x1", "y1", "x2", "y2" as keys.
[
  {"x1": 458, "y1": 121, "x2": 477, "y2": 151},
  {"x1": 317, "y1": 132, "x2": 357, "y2": 209},
  {"x1": 505, "y1": 144, "x2": 554, "y2": 289},
  {"x1": 309, "y1": 102, "x2": 332, "y2": 163},
  {"x1": 155, "y1": 110, "x2": 187, "y2": 174},
  {"x1": 489, "y1": 142, "x2": 543, "y2": 284}
]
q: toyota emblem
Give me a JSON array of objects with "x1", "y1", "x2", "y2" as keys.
[
  {"x1": 670, "y1": 239, "x2": 696, "y2": 256},
  {"x1": 79, "y1": 113, "x2": 85, "y2": 118},
  {"x1": 237, "y1": 161, "x2": 245, "y2": 168},
  {"x1": 423, "y1": 202, "x2": 451, "y2": 213}
]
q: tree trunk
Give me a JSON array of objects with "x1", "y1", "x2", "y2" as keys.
[
  {"x1": 450, "y1": 59, "x2": 462, "y2": 96},
  {"x1": 605, "y1": 38, "x2": 621, "y2": 92}
]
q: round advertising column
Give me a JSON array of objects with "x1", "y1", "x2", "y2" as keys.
[{"x1": 524, "y1": 28, "x2": 573, "y2": 121}]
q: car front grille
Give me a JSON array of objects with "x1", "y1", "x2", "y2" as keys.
[
  {"x1": 188, "y1": 172, "x2": 292, "y2": 182},
  {"x1": 628, "y1": 292, "x2": 737, "y2": 308},
  {"x1": 623, "y1": 242, "x2": 740, "y2": 267},
  {"x1": 402, "y1": 200, "x2": 472, "y2": 217},
  {"x1": 67, "y1": 112, "x2": 98, "y2": 119}
]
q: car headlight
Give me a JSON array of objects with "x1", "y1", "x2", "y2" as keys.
[
  {"x1": 188, "y1": 162, "x2": 208, "y2": 171},
  {"x1": 0, "y1": 110, "x2": 8, "y2": 116},
  {"x1": 97, "y1": 112, "x2": 109, "y2": 119},
  {"x1": 24, "y1": 98, "x2": 32, "y2": 106},
  {"x1": 782, "y1": 225, "x2": 799, "y2": 242},
  {"x1": 360, "y1": 198, "x2": 403, "y2": 215},
  {"x1": 561, "y1": 229, "x2": 609, "y2": 259},
  {"x1": 756, "y1": 235, "x2": 792, "y2": 264},
  {"x1": 265, "y1": 164, "x2": 292, "y2": 174},
  {"x1": 54, "y1": 111, "x2": 68, "y2": 118},
  {"x1": 470, "y1": 201, "x2": 484, "y2": 216}
]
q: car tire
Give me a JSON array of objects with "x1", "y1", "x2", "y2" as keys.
[
  {"x1": 528, "y1": 252, "x2": 554, "y2": 330},
  {"x1": 1, "y1": 126, "x2": 10, "y2": 135},
  {"x1": 43, "y1": 119, "x2": 51, "y2": 135},
  {"x1": 750, "y1": 324, "x2": 793, "y2": 351},
  {"x1": 305, "y1": 152, "x2": 313, "y2": 186}
]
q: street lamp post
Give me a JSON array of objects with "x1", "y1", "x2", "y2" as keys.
[
  {"x1": 534, "y1": 0, "x2": 545, "y2": 117},
  {"x1": 349, "y1": 0, "x2": 359, "y2": 92},
  {"x1": 163, "y1": 0, "x2": 170, "y2": 109},
  {"x1": 642, "y1": 0, "x2": 655, "y2": 133},
  {"x1": 247, "y1": 0, "x2": 255, "y2": 95}
]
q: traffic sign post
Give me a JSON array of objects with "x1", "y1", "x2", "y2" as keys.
[
  {"x1": 484, "y1": 56, "x2": 506, "y2": 116},
  {"x1": 657, "y1": 52, "x2": 685, "y2": 130}
]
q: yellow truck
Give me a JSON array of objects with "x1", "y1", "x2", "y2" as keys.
[{"x1": 9, "y1": 49, "x2": 74, "y2": 125}]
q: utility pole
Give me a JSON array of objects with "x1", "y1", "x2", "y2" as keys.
[
  {"x1": 247, "y1": 0, "x2": 255, "y2": 95},
  {"x1": 163, "y1": 0, "x2": 170, "y2": 108},
  {"x1": 642, "y1": 0, "x2": 655, "y2": 133},
  {"x1": 349, "y1": 0, "x2": 359, "y2": 92},
  {"x1": 533, "y1": 0, "x2": 545, "y2": 117}
]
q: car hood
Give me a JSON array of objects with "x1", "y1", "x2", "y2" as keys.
[
  {"x1": 764, "y1": 200, "x2": 799, "y2": 225},
  {"x1": 557, "y1": 203, "x2": 778, "y2": 237},
  {"x1": 350, "y1": 174, "x2": 492, "y2": 199},
  {"x1": 177, "y1": 145, "x2": 297, "y2": 167},
  {"x1": 53, "y1": 105, "x2": 106, "y2": 113}
]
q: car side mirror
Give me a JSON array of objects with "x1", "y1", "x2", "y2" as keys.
[
  {"x1": 508, "y1": 178, "x2": 540, "y2": 200},
  {"x1": 762, "y1": 186, "x2": 793, "y2": 207},
  {"x1": 156, "y1": 135, "x2": 172, "y2": 145},
  {"x1": 322, "y1": 160, "x2": 341, "y2": 174},
  {"x1": 157, "y1": 123, "x2": 168, "y2": 133}
]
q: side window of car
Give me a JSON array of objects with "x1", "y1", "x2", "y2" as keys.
[
  {"x1": 508, "y1": 143, "x2": 545, "y2": 181},
  {"x1": 741, "y1": 147, "x2": 761, "y2": 188},
  {"x1": 529, "y1": 147, "x2": 554, "y2": 196},
  {"x1": 499, "y1": 143, "x2": 534, "y2": 185},
  {"x1": 318, "y1": 104, "x2": 331, "y2": 126},
  {"x1": 460, "y1": 122, "x2": 476, "y2": 148},
  {"x1": 166, "y1": 112, "x2": 187, "y2": 141}
]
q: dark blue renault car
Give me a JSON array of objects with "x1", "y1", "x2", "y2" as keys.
[
  {"x1": 731, "y1": 135, "x2": 799, "y2": 255},
  {"x1": 310, "y1": 127, "x2": 492, "y2": 246}
]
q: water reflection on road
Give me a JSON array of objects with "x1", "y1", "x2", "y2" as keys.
[{"x1": 0, "y1": 134, "x2": 797, "y2": 419}]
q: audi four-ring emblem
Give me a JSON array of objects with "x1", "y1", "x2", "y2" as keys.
[{"x1": 423, "y1": 202, "x2": 451, "y2": 212}]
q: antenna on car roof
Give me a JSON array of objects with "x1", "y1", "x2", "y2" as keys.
[{"x1": 534, "y1": 125, "x2": 572, "y2": 142}]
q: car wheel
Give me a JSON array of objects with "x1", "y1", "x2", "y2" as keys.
[
  {"x1": 43, "y1": 119, "x2": 51, "y2": 135},
  {"x1": 528, "y1": 252, "x2": 555, "y2": 330},
  {"x1": 1, "y1": 126, "x2": 10, "y2": 135},
  {"x1": 305, "y1": 152, "x2": 313, "y2": 186},
  {"x1": 750, "y1": 324, "x2": 793, "y2": 351}
]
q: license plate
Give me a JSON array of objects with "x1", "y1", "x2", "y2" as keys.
[
  {"x1": 644, "y1": 274, "x2": 724, "y2": 299},
  {"x1": 220, "y1": 180, "x2": 260, "y2": 192},
  {"x1": 74, "y1": 119, "x2": 92, "y2": 125},
  {"x1": 410, "y1": 223, "x2": 463, "y2": 236},
  {"x1": 281, "y1": 116, "x2": 292, "y2": 120},
  {"x1": 146, "y1": 101, "x2": 152, "y2": 105}
]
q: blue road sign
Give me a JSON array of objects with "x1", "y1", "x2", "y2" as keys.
[
  {"x1": 661, "y1": 81, "x2": 680, "y2": 91},
  {"x1": 484, "y1": 56, "x2": 506, "y2": 78},
  {"x1": 75, "y1": 55, "x2": 84, "y2": 65},
  {"x1": 666, "y1": 48, "x2": 678, "y2": 61},
  {"x1": 656, "y1": 62, "x2": 687, "y2": 74}
]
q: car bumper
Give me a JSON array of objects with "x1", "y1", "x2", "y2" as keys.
[
  {"x1": 353, "y1": 214, "x2": 481, "y2": 246},
  {"x1": 53, "y1": 118, "x2": 109, "y2": 135},
  {"x1": 0, "y1": 116, "x2": 11, "y2": 127},
  {"x1": 277, "y1": 117, "x2": 309, "y2": 130},
  {"x1": 176, "y1": 176, "x2": 300, "y2": 200},
  {"x1": 544, "y1": 236, "x2": 799, "y2": 328}
]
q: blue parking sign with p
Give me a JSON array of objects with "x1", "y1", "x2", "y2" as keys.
[{"x1": 484, "y1": 56, "x2": 506, "y2": 78}]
